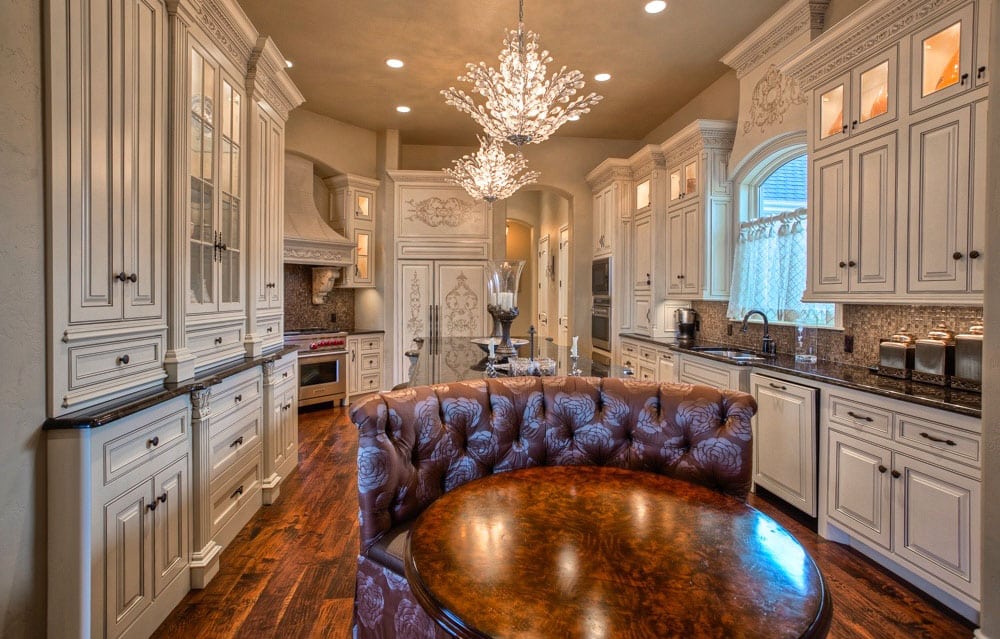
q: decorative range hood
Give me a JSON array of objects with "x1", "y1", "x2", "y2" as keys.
[{"x1": 283, "y1": 153, "x2": 355, "y2": 266}]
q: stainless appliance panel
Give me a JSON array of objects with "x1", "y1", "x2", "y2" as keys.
[
  {"x1": 591, "y1": 258, "x2": 611, "y2": 297},
  {"x1": 592, "y1": 303, "x2": 611, "y2": 351}
]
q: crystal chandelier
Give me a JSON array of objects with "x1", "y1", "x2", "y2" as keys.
[
  {"x1": 444, "y1": 136, "x2": 540, "y2": 202},
  {"x1": 442, "y1": 0, "x2": 602, "y2": 146}
]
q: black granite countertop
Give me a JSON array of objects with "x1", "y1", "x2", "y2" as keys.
[
  {"x1": 620, "y1": 333, "x2": 981, "y2": 418},
  {"x1": 348, "y1": 329, "x2": 385, "y2": 335},
  {"x1": 43, "y1": 345, "x2": 299, "y2": 430}
]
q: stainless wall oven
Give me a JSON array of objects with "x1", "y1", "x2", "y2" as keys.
[
  {"x1": 285, "y1": 329, "x2": 348, "y2": 406},
  {"x1": 592, "y1": 298, "x2": 611, "y2": 352},
  {"x1": 592, "y1": 257, "x2": 611, "y2": 297}
]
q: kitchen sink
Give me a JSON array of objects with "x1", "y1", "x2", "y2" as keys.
[{"x1": 688, "y1": 347, "x2": 766, "y2": 361}]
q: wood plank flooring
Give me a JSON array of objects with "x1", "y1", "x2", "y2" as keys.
[{"x1": 154, "y1": 404, "x2": 975, "y2": 638}]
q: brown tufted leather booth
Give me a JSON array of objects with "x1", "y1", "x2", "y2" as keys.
[{"x1": 350, "y1": 375, "x2": 757, "y2": 638}]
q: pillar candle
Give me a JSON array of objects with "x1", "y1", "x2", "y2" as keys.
[
  {"x1": 488, "y1": 339, "x2": 495, "y2": 358},
  {"x1": 571, "y1": 336, "x2": 579, "y2": 358}
]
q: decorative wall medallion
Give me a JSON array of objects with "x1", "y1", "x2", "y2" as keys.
[
  {"x1": 743, "y1": 65, "x2": 806, "y2": 135},
  {"x1": 405, "y1": 197, "x2": 477, "y2": 228},
  {"x1": 406, "y1": 272, "x2": 424, "y2": 337},
  {"x1": 444, "y1": 273, "x2": 479, "y2": 335}
]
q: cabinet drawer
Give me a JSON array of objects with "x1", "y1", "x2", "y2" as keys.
[
  {"x1": 210, "y1": 454, "x2": 262, "y2": 537},
  {"x1": 678, "y1": 357, "x2": 732, "y2": 390},
  {"x1": 69, "y1": 334, "x2": 163, "y2": 391},
  {"x1": 212, "y1": 370, "x2": 262, "y2": 421},
  {"x1": 209, "y1": 404, "x2": 262, "y2": 482},
  {"x1": 828, "y1": 394, "x2": 892, "y2": 438},
  {"x1": 639, "y1": 346, "x2": 658, "y2": 364},
  {"x1": 359, "y1": 336, "x2": 382, "y2": 352},
  {"x1": 638, "y1": 365, "x2": 656, "y2": 382},
  {"x1": 257, "y1": 317, "x2": 282, "y2": 341},
  {"x1": 188, "y1": 325, "x2": 244, "y2": 358},
  {"x1": 896, "y1": 414, "x2": 980, "y2": 467},
  {"x1": 103, "y1": 401, "x2": 189, "y2": 486},
  {"x1": 270, "y1": 352, "x2": 297, "y2": 385},
  {"x1": 622, "y1": 340, "x2": 640, "y2": 358},
  {"x1": 359, "y1": 373, "x2": 381, "y2": 394},
  {"x1": 359, "y1": 352, "x2": 381, "y2": 373}
]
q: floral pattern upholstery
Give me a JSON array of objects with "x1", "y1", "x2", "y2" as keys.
[{"x1": 351, "y1": 376, "x2": 757, "y2": 638}]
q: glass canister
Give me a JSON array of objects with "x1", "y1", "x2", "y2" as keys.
[{"x1": 794, "y1": 325, "x2": 818, "y2": 364}]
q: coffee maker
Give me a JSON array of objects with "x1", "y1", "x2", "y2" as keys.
[{"x1": 676, "y1": 307, "x2": 698, "y2": 342}]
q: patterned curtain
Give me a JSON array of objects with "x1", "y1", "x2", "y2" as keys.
[{"x1": 727, "y1": 208, "x2": 835, "y2": 326}]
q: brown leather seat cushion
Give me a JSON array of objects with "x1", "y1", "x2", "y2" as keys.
[{"x1": 366, "y1": 522, "x2": 410, "y2": 575}]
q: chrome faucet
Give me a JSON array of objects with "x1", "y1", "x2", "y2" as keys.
[{"x1": 741, "y1": 310, "x2": 777, "y2": 356}]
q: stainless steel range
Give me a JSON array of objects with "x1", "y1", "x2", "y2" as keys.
[{"x1": 284, "y1": 328, "x2": 349, "y2": 407}]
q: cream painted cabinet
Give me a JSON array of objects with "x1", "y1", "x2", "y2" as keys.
[
  {"x1": 827, "y1": 429, "x2": 893, "y2": 549},
  {"x1": 668, "y1": 157, "x2": 699, "y2": 203},
  {"x1": 750, "y1": 374, "x2": 818, "y2": 516},
  {"x1": 633, "y1": 213, "x2": 652, "y2": 290},
  {"x1": 593, "y1": 184, "x2": 614, "y2": 257},
  {"x1": 262, "y1": 351, "x2": 299, "y2": 504},
  {"x1": 46, "y1": 0, "x2": 169, "y2": 415},
  {"x1": 348, "y1": 333, "x2": 384, "y2": 399},
  {"x1": 809, "y1": 133, "x2": 897, "y2": 298},
  {"x1": 910, "y1": 4, "x2": 977, "y2": 112},
  {"x1": 657, "y1": 350, "x2": 677, "y2": 383},
  {"x1": 814, "y1": 47, "x2": 898, "y2": 150},
  {"x1": 676, "y1": 353, "x2": 749, "y2": 392},
  {"x1": 908, "y1": 102, "x2": 985, "y2": 293},
  {"x1": 47, "y1": 395, "x2": 192, "y2": 639},
  {"x1": 666, "y1": 203, "x2": 701, "y2": 296},
  {"x1": 326, "y1": 174, "x2": 380, "y2": 287}
]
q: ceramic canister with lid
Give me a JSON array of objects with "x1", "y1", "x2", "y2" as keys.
[
  {"x1": 878, "y1": 329, "x2": 916, "y2": 379},
  {"x1": 953, "y1": 323, "x2": 984, "y2": 392},
  {"x1": 913, "y1": 323, "x2": 956, "y2": 386}
]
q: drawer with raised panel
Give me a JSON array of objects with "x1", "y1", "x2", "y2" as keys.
[
  {"x1": 359, "y1": 336, "x2": 382, "y2": 352},
  {"x1": 622, "y1": 340, "x2": 640, "y2": 358},
  {"x1": 271, "y1": 354, "x2": 297, "y2": 385},
  {"x1": 359, "y1": 373, "x2": 381, "y2": 393},
  {"x1": 827, "y1": 394, "x2": 892, "y2": 438},
  {"x1": 895, "y1": 414, "x2": 981, "y2": 467},
  {"x1": 210, "y1": 453, "x2": 262, "y2": 536},
  {"x1": 359, "y1": 352, "x2": 381, "y2": 373},
  {"x1": 103, "y1": 399, "x2": 189, "y2": 486},
  {"x1": 208, "y1": 403, "x2": 262, "y2": 482},
  {"x1": 211, "y1": 369, "x2": 262, "y2": 421},
  {"x1": 69, "y1": 334, "x2": 163, "y2": 391},
  {"x1": 639, "y1": 346, "x2": 658, "y2": 363},
  {"x1": 188, "y1": 325, "x2": 244, "y2": 357},
  {"x1": 257, "y1": 317, "x2": 282, "y2": 341}
]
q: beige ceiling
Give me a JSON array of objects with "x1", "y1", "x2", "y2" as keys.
[{"x1": 239, "y1": 0, "x2": 787, "y2": 145}]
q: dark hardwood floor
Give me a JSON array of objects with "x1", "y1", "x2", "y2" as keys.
[{"x1": 154, "y1": 404, "x2": 976, "y2": 638}]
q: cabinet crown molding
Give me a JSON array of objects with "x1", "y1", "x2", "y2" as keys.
[
  {"x1": 783, "y1": 0, "x2": 967, "y2": 90},
  {"x1": 721, "y1": 0, "x2": 829, "y2": 78},
  {"x1": 660, "y1": 120, "x2": 737, "y2": 166},
  {"x1": 176, "y1": 0, "x2": 259, "y2": 69},
  {"x1": 248, "y1": 36, "x2": 305, "y2": 121},
  {"x1": 324, "y1": 174, "x2": 382, "y2": 191},
  {"x1": 585, "y1": 159, "x2": 633, "y2": 190},
  {"x1": 628, "y1": 144, "x2": 667, "y2": 180}
]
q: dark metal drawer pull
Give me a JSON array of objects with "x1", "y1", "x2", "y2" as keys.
[
  {"x1": 146, "y1": 501, "x2": 157, "y2": 512},
  {"x1": 215, "y1": 337, "x2": 223, "y2": 345},
  {"x1": 230, "y1": 436, "x2": 244, "y2": 448},
  {"x1": 231, "y1": 486, "x2": 244, "y2": 499},
  {"x1": 891, "y1": 470, "x2": 901, "y2": 479},
  {"x1": 768, "y1": 383, "x2": 787, "y2": 391},
  {"x1": 147, "y1": 436, "x2": 160, "y2": 447},
  {"x1": 878, "y1": 465, "x2": 887, "y2": 474},
  {"x1": 920, "y1": 432, "x2": 956, "y2": 446},
  {"x1": 158, "y1": 493, "x2": 167, "y2": 504},
  {"x1": 234, "y1": 394, "x2": 242, "y2": 403},
  {"x1": 846, "y1": 410, "x2": 873, "y2": 422},
  {"x1": 117, "y1": 354, "x2": 130, "y2": 365}
]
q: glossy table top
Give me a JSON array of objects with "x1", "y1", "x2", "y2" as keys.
[{"x1": 405, "y1": 466, "x2": 832, "y2": 639}]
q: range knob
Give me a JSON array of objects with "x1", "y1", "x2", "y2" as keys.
[{"x1": 309, "y1": 343, "x2": 318, "y2": 350}]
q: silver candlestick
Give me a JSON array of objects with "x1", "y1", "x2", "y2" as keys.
[{"x1": 570, "y1": 355, "x2": 582, "y2": 376}]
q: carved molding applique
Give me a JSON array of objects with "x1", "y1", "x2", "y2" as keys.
[
  {"x1": 406, "y1": 272, "x2": 424, "y2": 337},
  {"x1": 443, "y1": 273, "x2": 479, "y2": 335},
  {"x1": 786, "y1": 0, "x2": 958, "y2": 89},
  {"x1": 283, "y1": 246, "x2": 353, "y2": 264},
  {"x1": 405, "y1": 197, "x2": 477, "y2": 228},
  {"x1": 262, "y1": 361, "x2": 276, "y2": 385},
  {"x1": 191, "y1": 0, "x2": 255, "y2": 67},
  {"x1": 743, "y1": 65, "x2": 806, "y2": 135},
  {"x1": 191, "y1": 388, "x2": 211, "y2": 420}
]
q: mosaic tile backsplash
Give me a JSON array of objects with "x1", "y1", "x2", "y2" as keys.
[
  {"x1": 691, "y1": 301, "x2": 984, "y2": 367},
  {"x1": 284, "y1": 264, "x2": 355, "y2": 331}
]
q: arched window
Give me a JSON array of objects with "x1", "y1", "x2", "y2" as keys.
[{"x1": 727, "y1": 144, "x2": 836, "y2": 328}]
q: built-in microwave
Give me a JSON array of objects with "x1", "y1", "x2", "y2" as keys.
[{"x1": 592, "y1": 257, "x2": 611, "y2": 297}]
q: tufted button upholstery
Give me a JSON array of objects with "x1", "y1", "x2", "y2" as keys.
[{"x1": 352, "y1": 376, "x2": 757, "y2": 554}]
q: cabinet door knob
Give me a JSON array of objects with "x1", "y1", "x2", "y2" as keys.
[
  {"x1": 953, "y1": 251, "x2": 963, "y2": 260},
  {"x1": 978, "y1": 66, "x2": 987, "y2": 79},
  {"x1": 116, "y1": 272, "x2": 129, "y2": 282},
  {"x1": 282, "y1": 371, "x2": 289, "y2": 378},
  {"x1": 284, "y1": 403, "x2": 292, "y2": 410},
  {"x1": 231, "y1": 486, "x2": 244, "y2": 499},
  {"x1": 230, "y1": 436, "x2": 244, "y2": 448},
  {"x1": 851, "y1": 120, "x2": 858, "y2": 129},
  {"x1": 839, "y1": 261, "x2": 847, "y2": 268},
  {"x1": 960, "y1": 72, "x2": 970, "y2": 85},
  {"x1": 878, "y1": 464, "x2": 887, "y2": 474},
  {"x1": 842, "y1": 124, "x2": 849, "y2": 134},
  {"x1": 147, "y1": 436, "x2": 160, "y2": 447},
  {"x1": 146, "y1": 502, "x2": 157, "y2": 512},
  {"x1": 117, "y1": 354, "x2": 130, "y2": 365},
  {"x1": 969, "y1": 250, "x2": 981, "y2": 259},
  {"x1": 158, "y1": 493, "x2": 168, "y2": 504},
  {"x1": 127, "y1": 273, "x2": 137, "y2": 283},
  {"x1": 214, "y1": 337, "x2": 223, "y2": 345},
  {"x1": 891, "y1": 469, "x2": 901, "y2": 479},
  {"x1": 920, "y1": 432, "x2": 956, "y2": 446},
  {"x1": 267, "y1": 326, "x2": 274, "y2": 333},
  {"x1": 848, "y1": 260, "x2": 857, "y2": 267},
  {"x1": 234, "y1": 394, "x2": 242, "y2": 403}
]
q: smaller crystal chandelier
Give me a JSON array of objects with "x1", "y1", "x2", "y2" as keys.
[
  {"x1": 442, "y1": 0, "x2": 602, "y2": 146},
  {"x1": 444, "y1": 136, "x2": 540, "y2": 203}
]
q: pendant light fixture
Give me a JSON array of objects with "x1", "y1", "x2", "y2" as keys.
[
  {"x1": 444, "y1": 136, "x2": 540, "y2": 203},
  {"x1": 441, "y1": 0, "x2": 602, "y2": 146}
]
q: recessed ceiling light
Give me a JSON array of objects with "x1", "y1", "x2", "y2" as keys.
[
  {"x1": 386, "y1": 58, "x2": 405, "y2": 69},
  {"x1": 285, "y1": 59, "x2": 294, "y2": 68},
  {"x1": 396, "y1": 105, "x2": 411, "y2": 113},
  {"x1": 644, "y1": 0, "x2": 667, "y2": 13},
  {"x1": 594, "y1": 73, "x2": 612, "y2": 82}
]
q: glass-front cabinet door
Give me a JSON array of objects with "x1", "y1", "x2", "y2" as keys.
[
  {"x1": 187, "y1": 45, "x2": 244, "y2": 314},
  {"x1": 354, "y1": 230, "x2": 372, "y2": 285},
  {"x1": 911, "y1": 4, "x2": 975, "y2": 111},
  {"x1": 354, "y1": 189, "x2": 374, "y2": 222},
  {"x1": 815, "y1": 73, "x2": 849, "y2": 148},
  {"x1": 852, "y1": 48, "x2": 898, "y2": 136}
]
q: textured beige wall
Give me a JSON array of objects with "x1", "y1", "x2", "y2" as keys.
[
  {"x1": 285, "y1": 108, "x2": 378, "y2": 178},
  {"x1": 642, "y1": 71, "x2": 741, "y2": 144},
  {"x1": 0, "y1": 0, "x2": 47, "y2": 635}
]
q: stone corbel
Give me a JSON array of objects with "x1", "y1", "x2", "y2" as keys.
[{"x1": 312, "y1": 267, "x2": 343, "y2": 304}]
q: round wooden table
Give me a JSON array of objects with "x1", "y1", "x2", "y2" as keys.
[{"x1": 404, "y1": 465, "x2": 832, "y2": 639}]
